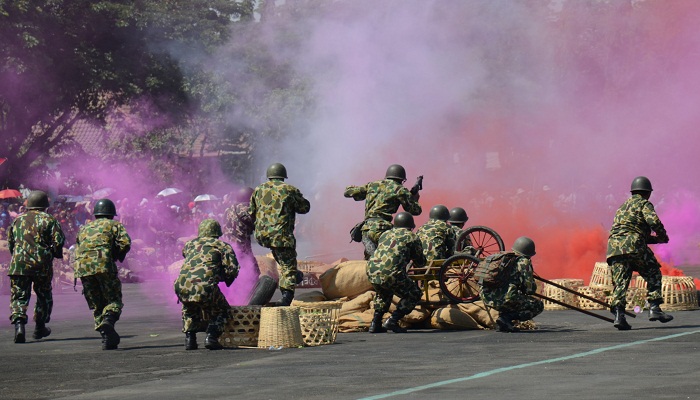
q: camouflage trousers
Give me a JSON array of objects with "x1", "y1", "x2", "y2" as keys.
[
  {"x1": 180, "y1": 288, "x2": 230, "y2": 334},
  {"x1": 9, "y1": 274, "x2": 53, "y2": 324},
  {"x1": 609, "y1": 251, "x2": 663, "y2": 309},
  {"x1": 80, "y1": 272, "x2": 123, "y2": 330},
  {"x1": 370, "y1": 273, "x2": 422, "y2": 315},
  {"x1": 361, "y1": 219, "x2": 392, "y2": 260},
  {"x1": 270, "y1": 246, "x2": 299, "y2": 291},
  {"x1": 496, "y1": 294, "x2": 544, "y2": 321}
]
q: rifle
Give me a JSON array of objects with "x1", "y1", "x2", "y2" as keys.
[{"x1": 410, "y1": 175, "x2": 423, "y2": 196}]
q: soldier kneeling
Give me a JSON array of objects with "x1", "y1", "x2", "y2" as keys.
[
  {"x1": 477, "y1": 237, "x2": 544, "y2": 332},
  {"x1": 174, "y1": 219, "x2": 239, "y2": 350},
  {"x1": 366, "y1": 212, "x2": 426, "y2": 333}
]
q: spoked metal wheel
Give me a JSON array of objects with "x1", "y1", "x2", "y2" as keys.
[
  {"x1": 438, "y1": 253, "x2": 482, "y2": 303},
  {"x1": 456, "y1": 225, "x2": 505, "y2": 258}
]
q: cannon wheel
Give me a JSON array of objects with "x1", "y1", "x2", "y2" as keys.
[
  {"x1": 456, "y1": 225, "x2": 505, "y2": 258},
  {"x1": 438, "y1": 253, "x2": 482, "y2": 303}
]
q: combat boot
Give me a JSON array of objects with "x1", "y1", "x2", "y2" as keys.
[
  {"x1": 204, "y1": 327, "x2": 223, "y2": 350},
  {"x1": 496, "y1": 313, "x2": 518, "y2": 333},
  {"x1": 14, "y1": 321, "x2": 26, "y2": 344},
  {"x1": 649, "y1": 301, "x2": 673, "y2": 323},
  {"x1": 100, "y1": 313, "x2": 120, "y2": 350},
  {"x1": 613, "y1": 307, "x2": 632, "y2": 330},
  {"x1": 33, "y1": 321, "x2": 51, "y2": 340},
  {"x1": 277, "y1": 289, "x2": 295, "y2": 307},
  {"x1": 368, "y1": 311, "x2": 387, "y2": 333},
  {"x1": 382, "y1": 311, "x2": 407, "y2": 333},
  {"x1": 185, "y1": 332, "x2": 198, "y2": 350}
]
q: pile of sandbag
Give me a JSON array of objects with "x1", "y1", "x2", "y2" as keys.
[{"x1": 292, "y1": 259, "x2": 499, "y2": 332}]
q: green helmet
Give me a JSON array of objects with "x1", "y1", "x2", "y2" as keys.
[
  {"x1": 630, "y1": 176, "x2": 653, "y2": 193},
  {"x1": 93, "y1": 198, "x2": 117, "y2": 217},
  {"x1": 198, "y1": 219, "x2": 223, "y2": 238},
  {"x1": 393, "y1": 212, "x2": 415, "y2": 229},
  {"x1": 512, "y1": 236, "x2": 536, "y2": 258},
  {"x1": 385, "y1": 164, "x2": 406, "y2": 181},
  {"x1": 235, "y1": 186, "x2": 254, "y2": 203},
  {"x1": 26, "y1": 190, "x2": 50, "y2": 210},
  {"x1": 448, "y1": 207, "x2": 468, "y2": 224},
  {"x1": 266, "y1": 163, "x2": 288, "y2": 180},
  {"x1": 429, "y1": 205, "x2": 450, "y2": 221}
]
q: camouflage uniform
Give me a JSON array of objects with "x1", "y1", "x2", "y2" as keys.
[
  {"x1": 417, "y1": 219, "x2": 456, "y2": 261},
  {"x1": 479, "y1": 253, "x2": 544, "y2": 321},
  {"x1": 344, "y1": 179, "x2": 421, "y2": 259},
  {"x1": 7, "y1": 210, "x2": 65, "y2": 325},
  {"x1": 366, "y1": 227, "x2": 426, "y2": 315},
  {"x1": 607, "y1": 194, "x2": 669, "y2": 309},
  {"x1": 249, "y1": 180, "x2": 310, "y2": 291},
  {"x1": 224, "y1": 202, "x2": 260, "y2": 278},
  {"x1": 74, "y1": 218, "x2": 131, "y2": 330},
  {"x1": 175, "y1": 220, "x2": 240, "y2": 334}
]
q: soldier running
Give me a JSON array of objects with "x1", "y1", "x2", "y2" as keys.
[
  {"x1": 607, "y1": 176, "x2": 672, "y2": 330},
  {"x1": 366, "y1": 212, "x2": 426, "y2": 333},
  {"x1": 249, "y1": 163, "x2": 310, "y2": 306},
  {"x1": 74, "y1": 199, "x2": 131, "y2": 350},
  {"x1": 344, "y1": 164, "x2": 422, "y2": 260},
  {"x1": 174, "y1": 219, "x2": 239, "y2": 350},
  {"x1": 7, "y1": 190, "x2": 65, "y2": 343}
]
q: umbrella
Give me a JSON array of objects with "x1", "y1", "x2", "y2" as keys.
[
  {"x1": 194, "y1": 194, "x2": 219, "y2": 202},
  {"x1": 92, "y1": 187, "x2": 115, "y2": 198},
  {"x1": 157, "y1": 188, "x2": 183, "y2": 197},
  {"x1": 0, "y1": 189, "x2": 22, "y2": 199}
]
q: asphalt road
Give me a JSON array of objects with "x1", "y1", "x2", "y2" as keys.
[{"x1": 1, "y1": 282, "x2": 699, "y2": 400}]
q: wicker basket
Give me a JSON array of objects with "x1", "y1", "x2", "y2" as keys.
[
  {"x1": 633, "y1": 276, "x2": 699, "y2": 311},
  {"x1": 590, "y1": 262, "x2": 614, "y2": 290},
  {"x1": 542, "y1": 279, "x2": 584, "y2": 310},
  {"x1": 257, "y1": 306, "x2": 304, "y2": 349},
  {"x1": 296, "y1": 301, "x2": 343, "y2": 346},
  {"x1": 220, "y1": 306, "x2": 261, "y2": 348},
  {"x1": 576, "y1": 286, "x2": 609, "y2": 310}
]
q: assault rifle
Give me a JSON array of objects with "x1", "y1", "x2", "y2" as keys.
[{"x1": 410, "y1": 175, "x2": 423, "y2": 197}]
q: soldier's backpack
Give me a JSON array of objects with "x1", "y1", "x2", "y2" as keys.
[{"x1": 474, "y1": 252, "x2": 519, "y2": 289}]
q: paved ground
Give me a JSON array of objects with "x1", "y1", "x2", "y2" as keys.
[{"x1": 1, "y1": 282, "x2": 699, "y2": 400}]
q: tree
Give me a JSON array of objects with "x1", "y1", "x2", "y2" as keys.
[{"x1": 0, "y1": 0, "x2": 254, "y2": 188}]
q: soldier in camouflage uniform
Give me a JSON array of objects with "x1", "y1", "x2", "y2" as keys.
[
  {"x1": 607, "y1": 176, "x2": 672, "y2": 331},
  {"x1": 74, "y1": 199, "x2": 131, "y2": 350},
  {"x1": 416, "y1": 205, "x2": 456, "y2": 262},
  {"x1": 224, "y1": 186, "x2": 260, "y2": 296},
  {"x1": 448, "y1": 207, "x2": 468, "y2": 238},
  {"x1": 249, "y1": 163, "x2": 310, "y2": 306},
  {"x1": 366, "y1": 212, "x2": 426, "y2": 333},
  {"x1": 175, "y1": 219, "x2": 239, "y2": 350},
  {"x1": 7, "y1": 190, "x2": 65, "y2": 343},
  {"x1": 479, "y1": 237, "x2": 543, "y2": 333},
  {"x1": 344, "y1": 164, "x2": 422, "y2": 260}
]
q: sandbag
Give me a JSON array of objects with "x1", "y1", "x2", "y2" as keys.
[
  {"x1": 292, "y1": 290, "x2": 328, "y2": 304},
  {"x1": 457, "y1": 301, "x2": 498, "y2": 329},
  {"x1": 320, "y1": 260, "x2": 372, "y2": 299},
  {"x1": 338, "y1": 309, "x2": 374, "y2": 332},
  {"x1": 429, "y1": 305, "x2": 482, "y2": 330},
  {"x1": 340, "y1": 291, "x2": 375, "y2": 316}
]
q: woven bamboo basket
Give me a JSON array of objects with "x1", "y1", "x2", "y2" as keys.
[
  {"x1": 220, "y1": 306, "x2": 261, "y2": 348},
  {"x1": 576, "y1": 286, "x2": 609, "y2": 310},
  {"x1": 633, "y1": 276, "x2": 699, "y2": 311},
  {"x1": 257, "y1": 306, "x2": 304, "y2": 349},
  {"x1": 590, "y1": 262, "x2": 614, "y2": 290},
  {"x1": 296, "y1": 301, "x2": 343, "y2": 346},
  {"x1": 543, "y1": 279, "x2": 584, "y2": 310}
]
